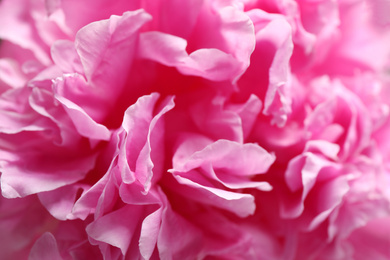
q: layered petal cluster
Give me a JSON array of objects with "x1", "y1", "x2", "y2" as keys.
[{"x1": 1, "y1": 0, "x2": 390, "y2": 259}]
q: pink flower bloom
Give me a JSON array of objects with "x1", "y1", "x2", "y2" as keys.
[{"x1": 1, "y1": 0, "x2": 390, "y2": 259}]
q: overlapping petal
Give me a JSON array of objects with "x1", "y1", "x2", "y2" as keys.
[{"x1": 1, "y1": 0, "x2": 390, "y2": 259}]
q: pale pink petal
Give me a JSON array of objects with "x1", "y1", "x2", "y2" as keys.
[
  {"x1": 137, "y1": 32, "x2": 188, "y2": 66},
  {"x1": 38, "y1": 184, "x2": 89, "y2": 220},
  {"x1": 1, "y1": 152, "x2": 97, "y2": 198},
  {"x1": 282, "y1": 151, "x2": 339, "y2": 219},
  {"x1": 181, "y1": 48, "x2": 242, "y2": 81},
  {"x1": 0, "y1": 0, "x2": 51, "y2": 65},
  {"x1": 0, "y1": 40, "x2": 41, "y2": 75},
  {"x1": 306, "y1": 176, "x2": 350, "y2": 231},
  {"x1": 119, "y1": 179, "x2": 163, "y2": 206},
  {"x1": 120, "y1": 93, "x2": 175, "y2": 191},
  {"x1": 190, "y1": 95, "x2": 246, "y2": 143},
  {"x1": 138, "y1": 32, "x2": 242, "y2": 82},
  {"x1": 260, "y1": 18, "x2": 293, "y2": 126},
  {"x1": 304, "y1": 97, "x2": 345, "y2": 143},
  {"x1": 328, "y1": 177, "x2": 390, "y2": 241},
  {"x1": 134, "y1": 96, "x2": 175, "y2": 192},
  {"x1": 51, "y1": 40, "x2": 84, "y2": 74},
  {"x1": 349, "y1": 217, "x2": 390, "y2": 260},
  {"x1": 168, "y1": 135, "x2": 274, "y2": 217},
  {"x1": 157, "y1": 199, "x2": 204, "y2": 260},
  {"x1": 28, "y1": 232, "x2": 63, "y2": 260},
  {"x1": 0, "y1": 85, "x2": 102, "y2": 198},
  {"x1": 0, "y1": 195, "x2": 57, "y2": 260},
  {"x1": 188, "y1": 94, "x2": 262, "y2": 143},
  {"x1": 85, "y1": 163, "x2": 164, "y2": 258},
  {"x1": 225, "y1": 94, "x2": 263, "y2": 140},
  {"x1": 0, "y1": 58, "x2": 28, "y2": 89},
  {"x1": 237, "y1": 9, "x2": 294, "y2": 126},
  {"x1": 54, "y1": 78, "x2": 111, "y2": 141},
  {"x1": 285, "y1": 145, "x2": 338, "y2": 193},
  {"x1": 52, "y1": 73, "x2": 105, "y2": 124},
  {"x1": 28, "y1": 86, "x2": 82, "y2": 146},
  {"x1": 138, "y1": 4, "x2": 255, "y2": 82},
  {"x1": 172, "y1": 174, "x2": 256, "y2": 217},
  {"x1": 289, "y1": 0, "x2": 340, "y2": 70},
  {"x1": 56, "y1": 10, "x2": 152, "y2": 123},
  {"x1": 30, "y1": 0, "x2": 71, "y2": 46},
  {"x1": 172, "y1": 135, "x2": 275, "y2": 175},
  {"x1": 71, "y1": 167, "x2": 111, "y2": 220},
  {"x1": 187, "y1": 4, "x2": 255, "y2": 71},
  {"x1": 369, "y1": 0, "x2": 390, "y2": 26},
  {"x1": 59, "y1": 0, "x2": 140, "y2": 33},
  {"x1": 0, "y1": 88, "x2": 49, "y2": 134},
  {"x1": 45, "y1": 0, "x2": 61, "y2": 16},
  {"x1": 141, "y1": 0, "x2": 203, "y2": 39},
  {"x1": 86, "y1": 205, "x2": 142, "y2": 255},
  {"x1": 139, "y1": 207, "x2": 162, "y2": 259},
  {"x1": 75, "y1": 10, "x2": 151, "y2": 89}
]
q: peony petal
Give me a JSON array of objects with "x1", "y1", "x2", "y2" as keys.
[
  {"x1": 225, "y1": 94, "x2": 263, "y2": 140},
  {"x1": 138, "y1": 5, "x2": 255, "y2": 82},
  {"x1": 260, "y1": 18, "x2": 293, "y2": 127},
  {"x1": 71, "y1": 168, "x2": 111, "y2": 220},
  {"x1": 206, "y1": 165, "x2": 272, "y2": 191},
  {"x1": 54, "y1": 79, "x2": 111, "y2": 141},
  {"x1": 137, "y1": 31, "x2": 188, "y2": 66},
  {"x1": 38, "y1": 184, "x2": 89, "y2": 220},
  {"x1": 134, "y1": 96, "x2": 175, "y2": 192},
  {"x1": 180, "y1": 48, "x2": 242, "y2": 82},
  {"x1": 172, "y1": 135, "x2": 275, "y2": 176},
  {"x1": 0, "y1": 196, "x2": 58, "y2": 260},
  {"x1": 51, "y1": 40, "x2": 84, "y2": 74},
  {"x1": 28, "y1": 232, "x2": 63, "y2": 260},
  {"x1": 139, "y1": 207, "x2": 162, "y2": 259},
  {"x1": 172, "y1": 174, "x2": 256, "y2": 217},
  {"x1": 45, "y1": 0, "x2": 61, "y2": 16},
  {"x1": 186, "y1": 4, "x2": 255, "y2": 82},
  {"x1": 0, "y1": 87, "x2": 49, "y2": 134},
  {"x1": 307, "y1": 176, "x2": 350, "y2": 231},
  {"x1": 188, "y1": 94, "x2": 262, "y2": 144},
  {"x1": 190, "y1": 95, "x2": 245, "y2": 143},
  {"x1": 86, "y1": 205, "x2": 141, "y2": 255},
  {"x1": 75, "y1": 10, "x2": 151, "y2": 89},
  {"x1": 141, "y1": 0, "x2": 203, "y2": 39},
  {"x1": 138, "y1": 31, "x2": 242, "y2": 82},
  {"x1": 119, "y1": 93, "x2": 174, "y2": 191},
  {"x1": 1, "y1": 153, "x2": 97, "y2": 198},
  {"x1": 60, "y1": 0, "x2": 139, "y2": 33},
  {"x1": 349, "y1": 217, "x2": 390, "y2": 260},
  {"x1": 60, "y1": 10, "x2": 153, "y2": 123},
  {"x1": 157, "y1": 199, "x2": 204, "y2": 260},
  {"x1": 0, "y1": 0, "x2": 51, "y2": 65},
  {"x1": 0, "y1": 58, "x2": 27, "y2": 89}
]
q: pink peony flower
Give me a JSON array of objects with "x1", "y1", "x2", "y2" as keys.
[{"x1": 1, "y1": 0, "x2": 390, "y2": 259}]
